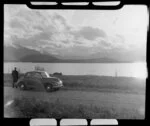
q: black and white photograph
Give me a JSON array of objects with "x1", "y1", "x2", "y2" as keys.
[{"x1": 4, "y1": 4, "x2": 148, "y2": 119}]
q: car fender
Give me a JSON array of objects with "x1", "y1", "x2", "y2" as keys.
[
  {"x1": 16, "y1": 81, "x2": 26, "y2": 88},
  {"x1": 43, "y1": 82, "x2": 53, "y2": 88}
]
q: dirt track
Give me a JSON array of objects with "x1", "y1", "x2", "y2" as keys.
[{"x1": 4, "y1": 86, "x2": 145, "y2": 116}]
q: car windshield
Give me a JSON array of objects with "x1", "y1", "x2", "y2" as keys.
[{"x1": 40, "y1": 72, "x2": 50, "y2": 78}]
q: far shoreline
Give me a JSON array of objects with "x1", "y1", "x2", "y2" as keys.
[
  {"x1": 3, "y1": 73, "x2": 147, "y2": 80},
  {"x1": 4, "y1": 73, "x2": 146, "y2": 95},
  {"x1": 4, "y1": 61, "x2": 147, "y2": 64}
]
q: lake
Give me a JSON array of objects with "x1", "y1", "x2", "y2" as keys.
[{"x1": 4, "y1": 62, "x2": 147, "y2": 79}]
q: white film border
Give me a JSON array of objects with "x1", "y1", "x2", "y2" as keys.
[
  {"x1": 29, "y1": 119, "x2": 118, "y2": 126},
  {"x1": 30, "y1": 118, "x2": 57, "y2": 126},
  {"x1": 60, "y1": 119, "x2": 88, "y2": 126},
  {"x1": 91, "y1": 119, "x2": 118, "y2": 125}
]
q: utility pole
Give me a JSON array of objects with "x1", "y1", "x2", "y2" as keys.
[{"x1": 115, "y1": 70, "x2": 118, "y2": 77}]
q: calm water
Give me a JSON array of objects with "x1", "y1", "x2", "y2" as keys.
[{"x1": 4, "y1": 62, "x2": 147, "y2": 78}]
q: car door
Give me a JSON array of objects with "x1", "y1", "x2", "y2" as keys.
[
  {"x1": 29, "y1": 72, "x2": 45, "y2": 90},
  {"x1": 24, "y1": 72, "x2": 36, "y2": 88}
]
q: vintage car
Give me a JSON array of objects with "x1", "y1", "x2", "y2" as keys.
[{"x1": 15, "y1": 71, "x2": 63, "y2": 92}]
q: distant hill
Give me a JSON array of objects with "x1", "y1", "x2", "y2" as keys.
[
  {"x1": 59, "y1": 58, "x2": 118, "y2": 63},
  {"x1": 20, "y1": 54, "x2": 59, "y2": 62},
  {"x1": 4, "y1": 45, "x2": 146, "y2": 63},
  {"x1": 4, "y1": 45, "x2": 58, "y2": 62},
  {"x1": 3, "y1": 45, "x2": 119, "y2": 63}
]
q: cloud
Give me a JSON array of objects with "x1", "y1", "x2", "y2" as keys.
[
  {"x1": 4, "y1": 7, "x2": 58, "y2": 47},
  {"x1": 74, "y1": 40, "x2": 85, "y2": 45},
  {"x1": 5, "y1": 5, "x2": 145, "y2": 60},
  {"x1": 115, "y1": 34, "x2": 125, "y2": 43},
  {"x1": 52, "y1": 13, "x2": 71, "y2": 31},
  {"x1": 72, "y1": 26, "x2": 107, "y2": 41},
  {"x1": 100, "y1": 40, "x2": 111, "y2": 47},
  {"x1": 108, "y1": 34, "x2": 127, "y2": 49},
  {"x1": 55, "y1": 45, "x2": 94, "y2": 58},
  {"x1": 4, "y1": 5, "x2": 111, "y2": 51}
]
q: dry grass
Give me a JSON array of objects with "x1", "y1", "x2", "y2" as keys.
[
  {"x1": 4, "y1": 74, "x2": 145, "y2": 119},
  {"x1": 4, "y1": 97, "x2": 144, "y2": 119},
  {"x1": 4, "y1": 74, "x2": 145, "y2": 94}
]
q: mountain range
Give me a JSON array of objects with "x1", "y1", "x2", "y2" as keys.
[{"x1": 4, "y1": 45, "x2": 146, "y2": 63}]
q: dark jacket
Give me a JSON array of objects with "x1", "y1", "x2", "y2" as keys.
[{"x1": 12, "y1": 70, "x2": 18, "y2": 82}]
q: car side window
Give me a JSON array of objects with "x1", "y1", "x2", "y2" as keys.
[
  {"x1": 32, "y1": 73, "x2": 42, "y2": 78},
  {"x1": 25, "y1": 73, "x2": 32, "y2": 78}
]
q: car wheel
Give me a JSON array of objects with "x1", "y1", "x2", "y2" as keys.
[
  {"x1": 54, "y1": 88, "x2": 59, "y2": 91},
  {"x1": 45, "y1": 84, "x2": 53, "y2": 92},
  {"x1": 19, "y1": 83, "x2": 26, "y2": 90}
]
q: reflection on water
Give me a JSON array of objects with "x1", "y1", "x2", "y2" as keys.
[
  {"x1": 4, "y1": 62, "x2": 147, "y2": 79},
  {"x1": 131, "y1": 62, "x2": 147, "y2": 79}
]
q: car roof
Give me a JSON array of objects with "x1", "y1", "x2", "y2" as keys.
[{"x1": 26, "y1": 71, "x2": 46, "y2": 74}]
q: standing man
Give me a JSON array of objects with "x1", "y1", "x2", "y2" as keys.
[{"x1": 12, "y1": 67, "x2": 18, "y2": 88}]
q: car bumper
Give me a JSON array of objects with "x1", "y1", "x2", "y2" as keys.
[{"x1": 53, "y1": 83, "x2": 63, "y2": 88}]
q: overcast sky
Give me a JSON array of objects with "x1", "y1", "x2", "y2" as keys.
[{"x1": 4, "y1": 5, "x2": 148, "y2": 59}]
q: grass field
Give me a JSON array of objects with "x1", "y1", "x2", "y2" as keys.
[
  {"x1": 4, "y1": 74, "x2": 145, "y2": 119},
  {"x1": 4, "y1": 74, "x2": 146, "y2": 94},
  {"x1": 4, "y1": 96, "x2": 144, "y2": 119}
]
